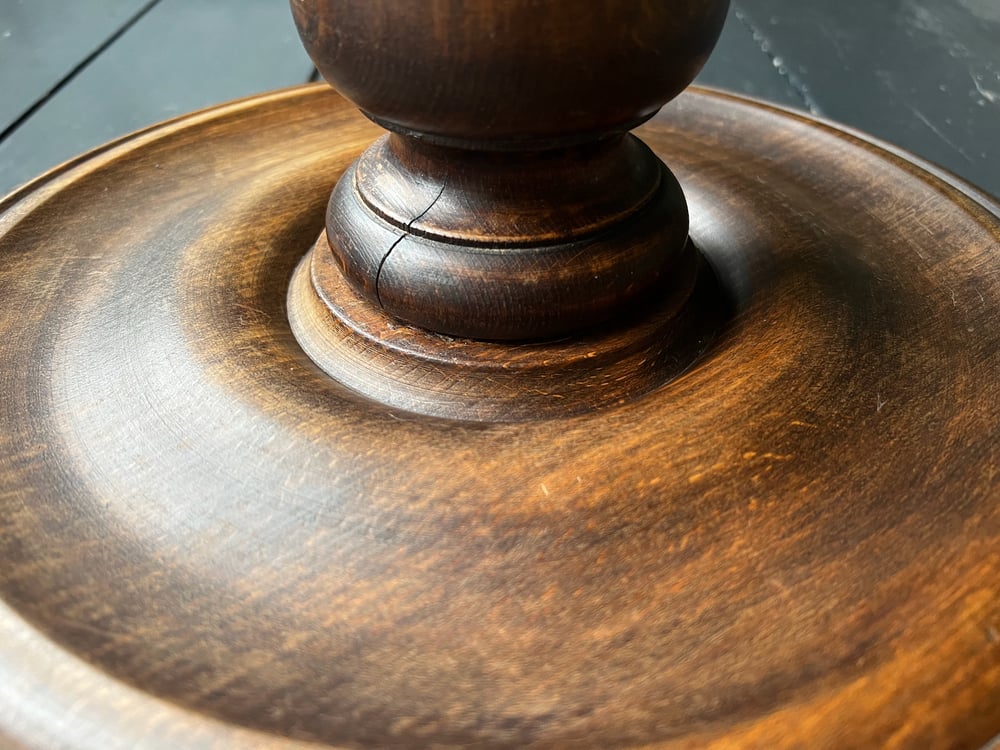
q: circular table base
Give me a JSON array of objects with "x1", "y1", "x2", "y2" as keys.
[{"x1": 0, "y1": 86, "x2": 999, "y2": 749}]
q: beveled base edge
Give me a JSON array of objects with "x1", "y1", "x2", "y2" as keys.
[{"x1": 287, "y1": 231, "x2": 729, "y2": 422}]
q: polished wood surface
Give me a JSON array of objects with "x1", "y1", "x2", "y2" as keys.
[
  {"x1": 289, "y1": 231, "x2": 722, "y2": 421},
  {"x1": 292, "y1": 0, "x2": 729, "y2": 145},
  {"x1": 1, "y1": 84, "x2": 999, "y2": 748},
  {"x1": 319, "y1": 134, "x2": 692, "y2": 340}
]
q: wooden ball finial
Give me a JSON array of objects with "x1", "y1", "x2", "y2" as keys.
[
  {"x1": 292, "y1": 0, "x2": 729, "y2": 340},
  {"x1": 292, "y1": 0, "x2": 729, "y2": 145}
]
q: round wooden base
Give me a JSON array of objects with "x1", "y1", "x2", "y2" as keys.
[{"x1": 1, "y1": 86, "x2": 999, "y2": 749}]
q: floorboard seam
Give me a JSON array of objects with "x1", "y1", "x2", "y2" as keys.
[{"x1": 0, "y1": 0, "x2": 165, "y2": 147}]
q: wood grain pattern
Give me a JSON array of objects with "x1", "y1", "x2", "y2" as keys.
[
  {"x1": 1, "y1": 84, "x2": 999, "y2": 748},
  {"x1": 321, "y1": 133, "x2": 692, "y2": 340},
  {"x1": 293, "y1": 0, "x2": 729, "y2": 340},
  {"x1": 292, "y1": 0, "x2": 730, "y2": 146},
  {"x1": 290, "y1": 231, "x2": 723, "y2": 421}
]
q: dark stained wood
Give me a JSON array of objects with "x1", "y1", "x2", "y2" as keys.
[
  {"x1": 322, "y1": 134, "x2": 691, "y2": 340},
  {"x1": 0, "y1": 0, "x2": 810, "y2": 202},
  {"x1": 292, "y1": 0, "x2": 731, "y2": 146},
  {"x1": 1, "y1": 83, "x2": 999, "y2": 749},
  {"x1": 2, "y1": 1, "x2": 1000, "y2": 747},
  {"x1": 293, "y1": 0, "x2": 729, "y2": 340}
]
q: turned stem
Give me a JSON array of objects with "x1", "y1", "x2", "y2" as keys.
[
  {"x1": 292, "y1": 0, "x2": 730, "y2": 340},
  {"x1": 324, "y1": 133, "x2": 689, "y2": 340}
]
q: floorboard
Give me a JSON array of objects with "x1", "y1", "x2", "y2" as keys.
[
  {"x1": 735, "y1": 0, "x2": 1000, "y2": 197},
  {"x1": 0, "y1": 0, "x2": 312, "y2": 195},
  {"x1": 0, "y1": 0, "x2": 154, "y2": 135}
]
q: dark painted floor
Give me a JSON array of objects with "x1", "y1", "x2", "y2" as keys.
[
  {"x1": 704, "y1": 0, "x2": 1000, "y2": 200},
  {"x1": 1, "y1": 1, "x2": 997, "y2": 198}
]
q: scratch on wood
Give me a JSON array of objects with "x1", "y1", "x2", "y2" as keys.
[
  {"x1": 903, "y1": 101, "x2": 975, "y2": 164},
  {"x1": 731, "y1": 5, "x2": 822, "y2": 115}
]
